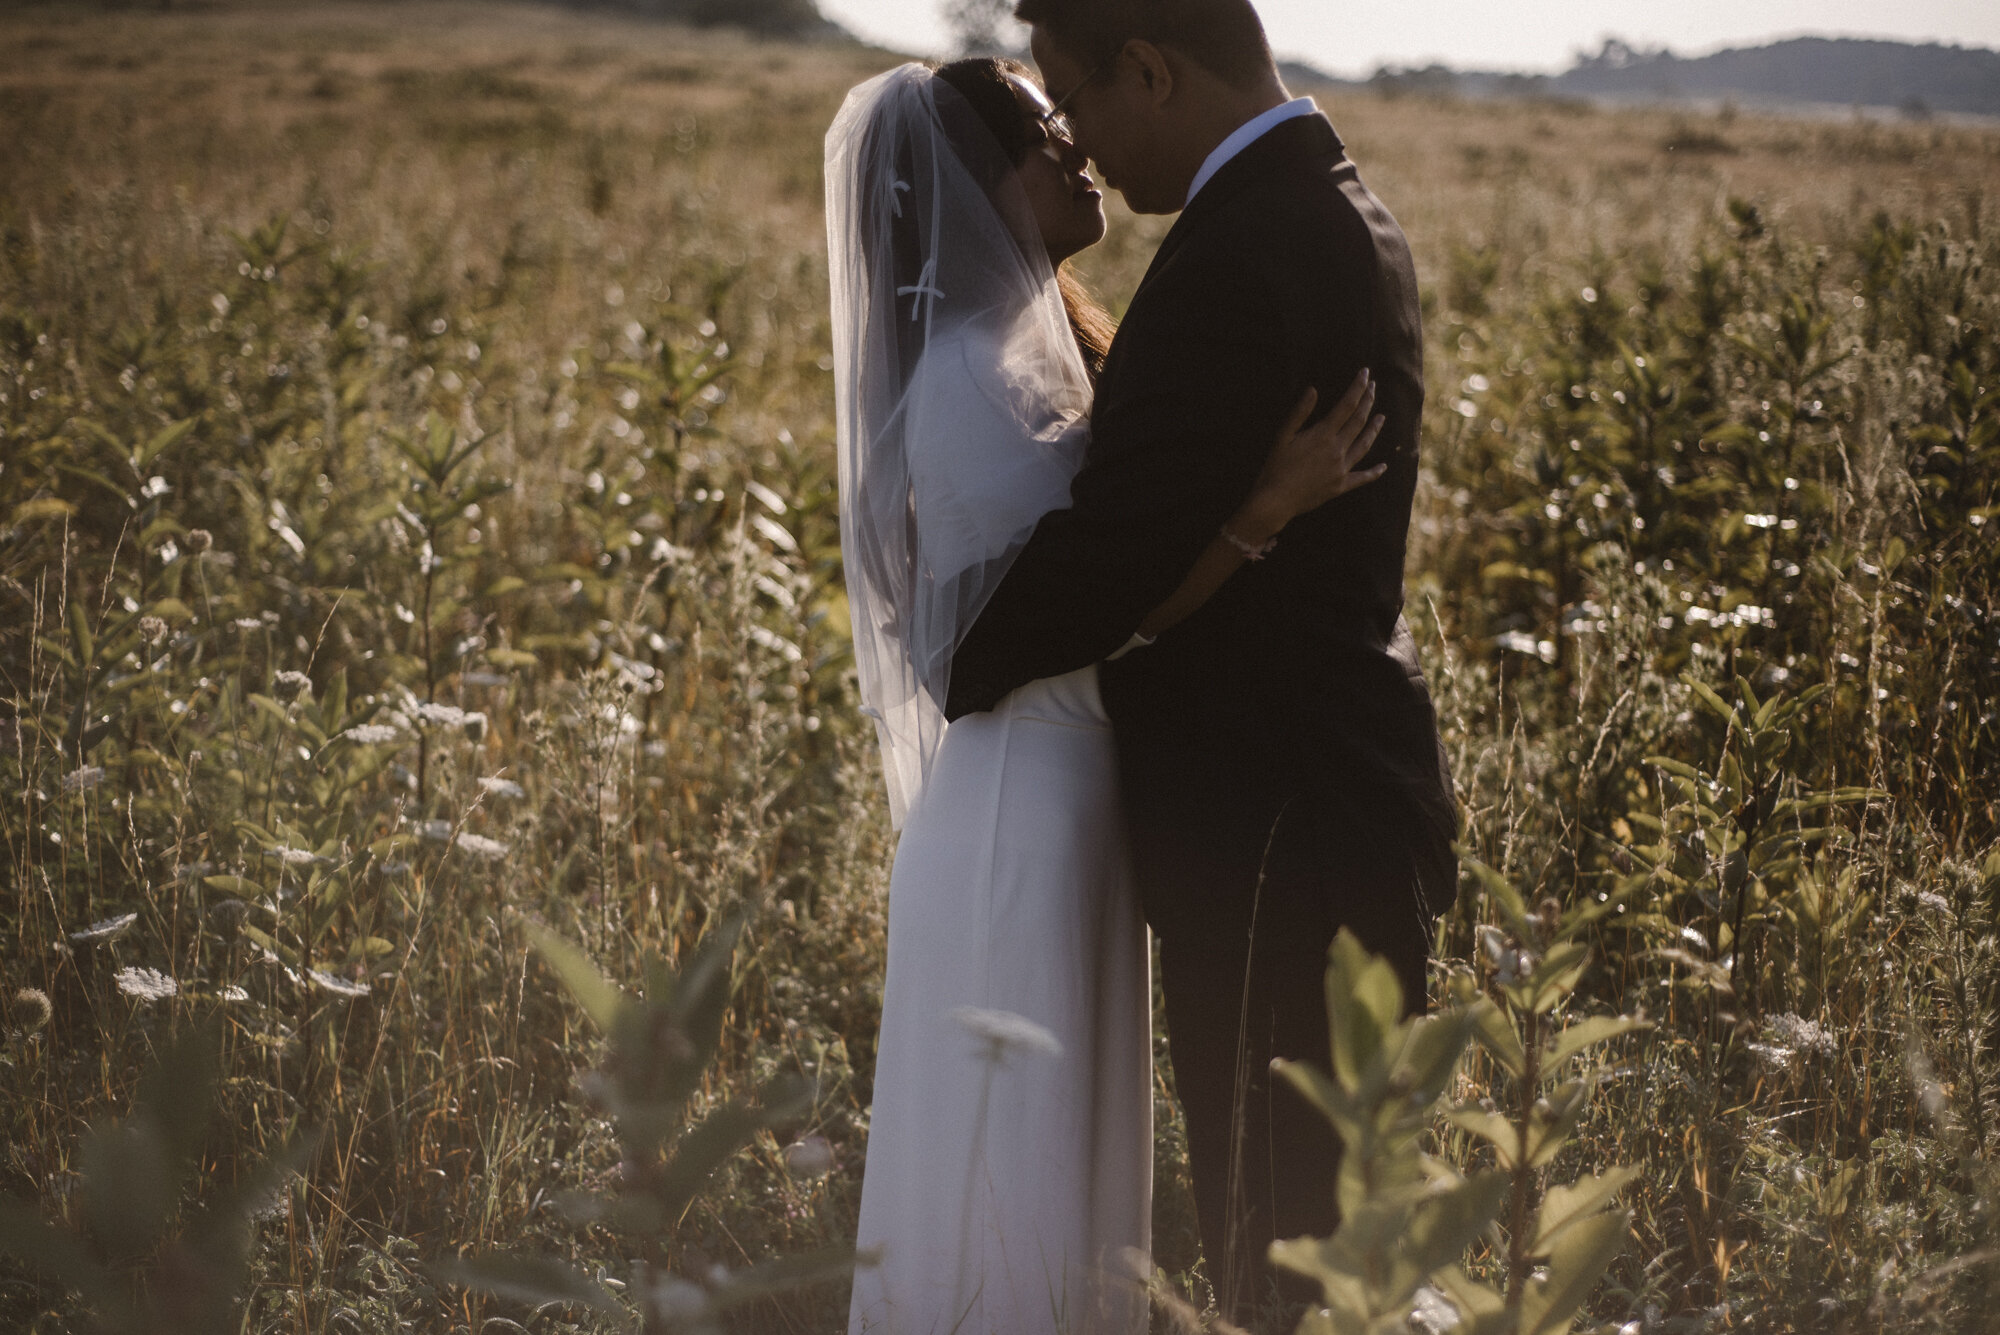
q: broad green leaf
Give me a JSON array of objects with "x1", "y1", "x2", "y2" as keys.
[
  {"x1": 1461, "y1": 857, "x2": 1531, "y2": 935},
  {"x1": 522, "y1": 920, "x2": 626, "y2": 1032},
  {"x1": 1545, "y1": 1015, "x2": 1649, "y2": 1068},
  {"x1": 703, "y1": 1243, "x2": 863, "y2": 1313},
  {"x1": 1446, "y1": 1108, "x2": 1522, "y2": 1169},
  {"x1": 1530, "y1": 1166, "x2": 1641, "y2": 1253},
  {"x1": 1521, "y1": 1207, "x2": 1629, "y2": 1335},
  {"x1": 1469, "y1": 999, "x2": 1527, "y2": 1079},
  {"x1": 0, "y1": 1197, "x2": 123, "y2": 1315},
  {"x1": 432, "y1": 1252, "x2": 623, "y2": 1314}
]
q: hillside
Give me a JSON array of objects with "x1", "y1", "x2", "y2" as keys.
[
  {"x1": 1556, "y1": 36, "x2": 2000, "y2": 117},
  {"x1": 1338, "y1": 35, "x2": 2000, "y2": 119}
]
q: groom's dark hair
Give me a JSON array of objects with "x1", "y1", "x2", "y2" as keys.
[{"x1": 1012, "y1": 0, "x2": 1275, "y2": 90}]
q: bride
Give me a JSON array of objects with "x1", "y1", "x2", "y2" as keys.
[{"x1": 827, "y1": 59, "x2": 1386, "y2": 1335}]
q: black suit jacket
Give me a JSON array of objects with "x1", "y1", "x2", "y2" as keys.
[{"x1": 945, "y1": 113, "x2": 1456, "y2": 938}]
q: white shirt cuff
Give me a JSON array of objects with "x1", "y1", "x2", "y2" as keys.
[{"x1": 1105, "y1": 631, "x2": 1156, "y2": 662}]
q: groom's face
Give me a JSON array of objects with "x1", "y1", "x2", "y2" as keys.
[{"x1": 1030, "y1": 30, "x2": 1179, "y2": 215}]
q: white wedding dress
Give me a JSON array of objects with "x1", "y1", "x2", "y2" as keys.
[{"x1": 844, "y1": 328, "x2": 1153, "y2": 1335}]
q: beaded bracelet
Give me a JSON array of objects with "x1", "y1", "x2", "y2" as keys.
[{"x1": 1220, "y1": 526, "x2": 1277, "y2": 561}]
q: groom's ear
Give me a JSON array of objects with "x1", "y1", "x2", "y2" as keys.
[{"x1": 1120, "y1": 38, "x2": 1176, "y2": 108}]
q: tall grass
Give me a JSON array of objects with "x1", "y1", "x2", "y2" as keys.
[{"x1": 1, "y1": 5, "x2": 1996, "y2": 1332}]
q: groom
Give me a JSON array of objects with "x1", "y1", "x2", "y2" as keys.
[{"x1": 943, "y1": 0, "x2": 1457, "y2": 1318}]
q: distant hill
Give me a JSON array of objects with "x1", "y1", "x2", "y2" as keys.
[
  {"x1": 547, "y1": 0, "x2": 840, "y2": 37},
  {"x1": 1292, "y1": 36, "x2": 2000, "y2": 120},
  {"x1": 1554, "y1": 36, "x2": 2000, "y2": 117}
]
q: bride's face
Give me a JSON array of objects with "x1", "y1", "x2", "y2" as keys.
[{"x1": 1003, "y1": 74, "x2": 1106, "y2": 265}]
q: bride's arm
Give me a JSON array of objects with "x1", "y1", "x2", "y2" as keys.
[{"x1": 1130, "y1": 370, "x2": 1384, "y2": 641}]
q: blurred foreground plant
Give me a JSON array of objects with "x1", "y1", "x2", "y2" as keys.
[
  {"x1": 1274, "y1": 869, "x2": 1645, "y2": 1335},
  {"x1": 0, "y1": 1023, "x2": 310, "y2": 1335},
  {"x1": 437, "y1": 913, "x2": 856, "y2": 1334}
]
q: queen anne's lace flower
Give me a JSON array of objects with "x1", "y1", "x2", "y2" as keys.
[
  {"x1": 115, "y1": 967, "x2": 179, "y2": 1003},
  {"x1": 61, "y1": 766, "x2": 106, "y2": 793},
  {"x1": 1765, "y1": 1013, "x2": 1836, "y2": 1058},
  {"x1": 309, "y1": 970, "x2": 372, "y2": 999},
  {"x1": 478, "y1": 776, "x2": 525, "y2": 799},
  {"x1": 71, "y1": 912, "x2": 139, "y2": 943},
  {"x1": 455, "y1": 832, "x2": 509, "y2": 860},
  {"x1": 344, "y1": 724, "x2": 404, "y2": 745}
]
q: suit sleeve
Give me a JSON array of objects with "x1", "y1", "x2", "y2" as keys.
[{"x1": 943, "y1": 249, "x2": 1303, "y2": 719}]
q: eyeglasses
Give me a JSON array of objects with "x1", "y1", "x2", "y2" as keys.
[{"x1": 1034, "y1": 55, "x2": 1110, "y2": 150}]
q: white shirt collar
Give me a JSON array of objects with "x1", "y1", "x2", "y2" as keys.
[{"x1": 1185, "y1": 97, "x2": 1319, "y2": 209}]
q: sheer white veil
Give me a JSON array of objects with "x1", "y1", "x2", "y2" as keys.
[{"x1": 826, "y1": 63, "x2": 1094, "y2": 827}]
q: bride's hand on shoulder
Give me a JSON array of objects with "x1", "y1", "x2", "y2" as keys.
[{"x1": 1251, "y1": 370, "x2": 1388, "y2": 524}]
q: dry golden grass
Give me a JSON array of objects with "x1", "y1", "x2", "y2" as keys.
[{"x1": 2, "y1": 4, "x2": 1997, "y2": 1334}]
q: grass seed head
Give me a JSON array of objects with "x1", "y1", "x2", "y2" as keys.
[{"x1": 9, "y1": 987, "x2": 52, "y2": 1034}]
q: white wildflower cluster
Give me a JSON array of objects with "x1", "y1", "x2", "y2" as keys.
[
  {"x1": 344, "y1": 723, "x2": 405, "y2": 745},
  {"x1": 1749, "y1": 1013, "x2": 1837, "y2": 1073},
  {"x1": 1765, "y1": 1013, "x2": 1837, "y2": 1058},
  {"x1": 114, "y1": 966, "x2": 179, "y2": 1003},
  {"x1": 70, "y1": 912, "x2": 139, "y2": 944},
  {"x1": 409, "y1": 700, "x2": 489, "y2": 741},
  {"x1": 478, "y1": 775, "x2": 525, "y2": 799},
  {"x1": 454, "y1": 832, "x2": 509, "y2": 860},
  {"x1": 61, "y1": 765, "x2": 106, "y2": 793},
  {"x1": 1915, "y1": 890, "x2": 1952, "y2": 915},
  {"x1": 1683, "y1": 603, "x2": 1775, "y2": 629},
  {"x1": 1494, "y1": 630, "x2": 1556, "y2": 664},
  {"x1": 266, "y1": 845, "x2": 322, "y2": 867},
  {"x1": 1476, "y1": 924, "x2": 1537, "y2": 985},
  {"x1": 308, "y1": 970, "x2": 372, "y2": 999},
  {"x1": 274, "y1": 670, "x2": 313, "y2": 696},
  {"x1": 951, "y1": 1006, "x2": 1062, "y2": 1060}
]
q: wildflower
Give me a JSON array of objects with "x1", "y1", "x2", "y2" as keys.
[
  {"x1": 308, "y1": 970, "x2": 372, "y2": 999},
  {"x1": 343, "y1": 724, "x2": 404, "y2": 745},
  {"x1": 139, "y1": 615, "x2": 169, "y2": 644},
  {"x1": 219, "y1": 985, "x2": 250, "y2": 1003},
  {"x1": 951, "y1": 1006, "x2": 1062, "y2": 1060},
  {"x1": 1477, "y1": 924, "x2": 1531, "y2": 985},
  {"x1": 266, "y1": 846, "x2": 321, "y2": 867},
  {"x1": 10, "y1": 988, "x2": 52, "y2": 1033},
  {"x1": 411, "y1": 701, "x2": 469, "y2": 728},
  {"x1": 1747, "y1": 1041, "x2": 1795, "y2": 1072},
  {"x1": 478, "y1": 776, "x2": 524, "y2": 799},
  {"x1": 1493, "y1": 630, "x2": 1556, "y2": 664},
  {"x1": 1916, "y1": 890, "x2": 1951, "y2": 914},
  {"x1": 420, "y1": 820, "x2": 453, "y2": 843},
  {"x1": 70, "y1": 912, "x2": 139, "y2": 944},
  {"x1": 1765, "y1": 1013, "x2": 1836, "y2": 1059},
  {"x1": 61, "y1": 766, "x2": 105, "y2": 793},
  {"x1": 274, "y1": 670, "x2": 312, "y2": 696},
  {"x1": 114, "y1": 967, "x2": 179, "y2": 1003},
  {"x1": 455, "y1": 832, "x2": 509, "y2": 860},
  {"x1": 782, "y1": 1134, "x2": 835, "y2": 1179}
]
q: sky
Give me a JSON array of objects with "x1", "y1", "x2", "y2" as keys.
[{"x1": 815, "y1": 0, "x2": 2000, "y2": 78}]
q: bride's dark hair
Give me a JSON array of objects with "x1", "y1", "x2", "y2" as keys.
[{"x1": 933, "y1": 57, "x2": 1119, "y2": 381}]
